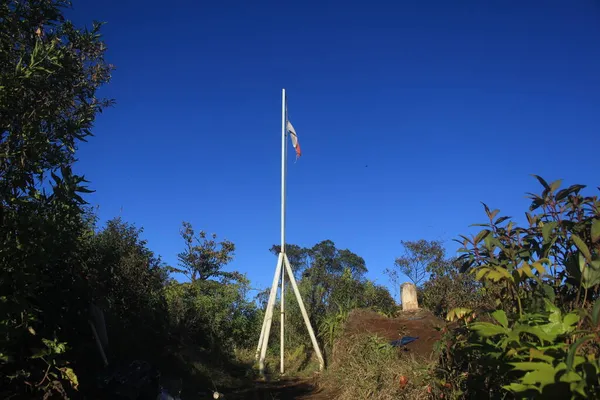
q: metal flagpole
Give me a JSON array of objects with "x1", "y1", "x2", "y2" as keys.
[
  {"x1": 256, "y1": 88, "x2": 324, "y2": 375},
  {"x1": 280, "y1": 89, "x2": 287, "y2": 374},
  {"x1": 256, "y1": 89, "x2": 287, "y2": 375}
]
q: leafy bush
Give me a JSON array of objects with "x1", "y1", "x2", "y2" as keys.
[
  {"x1": 439, "y1": 177, "x2": 600, "y2": 399},
  {"x1": 420, "y1": 257, "x2": 495, "y2": 318}
]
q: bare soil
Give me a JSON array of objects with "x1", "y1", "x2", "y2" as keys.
[
  {"x1": 343, "y1": 308, "x2": 445, "y2": 359},
  {"x1": 227, "y1": 378, "x2": 328, "y2": 400}
]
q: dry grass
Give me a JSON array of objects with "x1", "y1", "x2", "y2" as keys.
[
  {"x1": 235, "y1": 344, "x2": 321, "y2": 379},
  {"x1": 320, "y1": 333, "x2": 436, "y2": 400}
]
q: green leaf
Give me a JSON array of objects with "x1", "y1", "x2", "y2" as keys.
[
  {"x1": 474, "y1": 229, "x2": 491, "y2": 244},
  {"x1": 446, "y1": 307, "x2": 472, "y2": 322},
  {"x1": 42, "y1": 338, "x2": 67, "y2": 354},
  {"x1": 521, "y1": 368, "x2": 555, "y2": 387},
  {"x1": 592, "y1": 298, "x2": 600, "y2": 326},
  {"x1": 470, "y1": 322, "x2": 508, "y2": 337},
  {"x1": 535, "y1": 259, "x2": 550, "y2": 273},
  {"x1": 541, "y1": 284, "x2": 556, "y2": 303},
  {"x1": 494, "y1": 216, "x2": 511, "y2": 225},
  {"x1": 474, "y1": 267, "x2": 490, "y2": 281},
  {"x1": 549, "y1": 179, "x2": 562, "y2": 192},
  {"x1": 510, "y1": 362, "x2": 556, "y2": 390},
  {"x1": 490, "y1": 209, "x2": 500, "y2": 220},
  {"x1": 572, "y1": 234, "x2": 592, "y2": 260},
  {"x1": 60, "y1": 367, "x2": 79, "y2": 390},
  {"x1": 528, "y1": 348, "x2": 554, "y2": 363},
  {"x1": 580, "y1": 254, "x2": 600, "y2": 289},
  {"x1": 559, "y1": 371, "x2": 582, "y2": 384},
  {"x1": 503, "y1": 383, "x2": 532, "y2": 393},
  {"x1": 562, "y1": 313, "x2": 579, "y2": 328},
  {"x1": 567, "y1": 335, "x2": 593, "y2": 371},
  {"x1": 571, "y1": 379, "x2": 588, "y2": 397},
  {"x1": 519, "y1": 263, "x2": 534, "y2": 279},
  {"x1": 544, "y1": 299, "x2": 560, "y2": 315},
  {"x1": 532, "y1": 175, "x2": 550, "y2": 191},
  {"x1": 517, "y1": 324, "x2": 556, "y2": 343},
  {"x1": 542, "y1": 221, "x2": 557, "y2": 242},
  {"x1": 482, "y1": 202, "x2": 491, "y2": 217},
  {"x1": 592, "y1": 219, "x2": 600, "y2": 243},
  {"x1": 491, "y1": 310, "x2": 509, "y2": 328},
  {"x1": 556, "y1": 188, "x2": 570, "y2": 201}
]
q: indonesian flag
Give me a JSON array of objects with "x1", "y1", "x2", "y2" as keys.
[{"x1": 287, "y1": 121, "x2": 302, "y2": 159}]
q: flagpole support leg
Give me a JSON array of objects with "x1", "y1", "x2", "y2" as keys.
[
  {"x1": 283, "y1": 253, "x2": 325, "y2": 371},
  {"x1": 257, "y1": 253, "x2": 284, "y2": 374}
]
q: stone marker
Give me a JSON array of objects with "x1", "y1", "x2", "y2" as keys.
[{"x1": 401, "y1": 282, "x2": 418, "y2": 311}]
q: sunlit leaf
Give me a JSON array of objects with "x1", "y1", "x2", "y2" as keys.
[
  {"x1": 541, "y1": 221, "x2": 557, "y2": 242},
  {"x1": 572, "y1": 234, "x2": 592, "y2": 260},
  {"x1": 474, "y1": 230, "x2": 491, "y2": 244},
  {"x1": 503, "y1": 382, "x2": 533, "y2": 393},
  {"x1": 60, "y1": 367, "x2": 79, "y2": 390},
  {"x1": 491, "y1": 310, "x2": 509, "y2": 328},
  {"x1": 562, "y1": 313, "x2": 579, "y2": 328},
  {"x1": 470, "y1": 322, "x2": 508, "y2": 337},
  {"x1": 549, "y1": 179, "x2": 562, "y2": 192},
  {"x1": 446, "y1": 307, "x2": 473, "y2": 322},
  {"x1": 592, "y1": 219, "x2": 600, "y2": 243}
]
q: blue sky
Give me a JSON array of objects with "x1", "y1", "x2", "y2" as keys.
[{"x1": 70, "y1": 1, "x2": 600, "y2": 299}]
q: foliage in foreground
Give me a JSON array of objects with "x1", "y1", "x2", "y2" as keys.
[
  {"x1": 438, "y1": 177, "x2": 600, "y2": 399},
  {"x1": 0, "y1": 2, "x2": 263, "y2": 398},
  {"x1": 1, "y1": 0, "x2": 113, "y2": 397}
]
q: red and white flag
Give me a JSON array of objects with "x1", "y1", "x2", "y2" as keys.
[{"x1": 286, "y1": 121, "x2": 302, "y2": 159}]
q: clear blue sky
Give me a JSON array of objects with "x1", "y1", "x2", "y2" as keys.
[{"x1": 69, "y1": 1, "x2": 600, "y2": 298}]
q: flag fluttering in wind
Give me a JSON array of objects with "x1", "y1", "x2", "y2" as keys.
[{"x1": 286, "y1": 121, "x2": 301, "y2": 159}]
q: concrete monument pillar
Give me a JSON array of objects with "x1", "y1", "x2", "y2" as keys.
[{"x1": 401, "y1": 282, "x2": 419, "y2": 311}]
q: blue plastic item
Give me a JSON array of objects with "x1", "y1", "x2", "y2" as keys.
[{"x1": 389, "y1": 336, "x2": 419, "y2": 347}]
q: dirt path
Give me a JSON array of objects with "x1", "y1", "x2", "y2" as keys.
[{"x1": 226, "y1": 378, "x2": 330, "y2": 400}]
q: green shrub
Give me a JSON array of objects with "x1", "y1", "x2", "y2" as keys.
[{"x1": 438, "y1": 177, "x2": 600, "y2": 399}]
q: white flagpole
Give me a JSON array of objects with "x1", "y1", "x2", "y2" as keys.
[
  {"x1": 256, "y1": 89, "x2": 324, "y2": 375},
  {"x1": 280, "y1": 88, "x2": 286, "y2": 374}
]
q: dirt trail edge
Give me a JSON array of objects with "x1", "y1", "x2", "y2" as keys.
[{"x1": 226, "y1": 378, "x2": 329, "y2": 400}]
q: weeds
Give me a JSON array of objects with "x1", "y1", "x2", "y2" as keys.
[{"x1": 321, "y1": 333, "x2": 437, "y2": 399}]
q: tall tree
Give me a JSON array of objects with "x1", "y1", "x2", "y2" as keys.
[
  {"x1": 268, "y1": 240, "x2": 395, "y2": 353},
  {"x1": 172, "y1": 221, "x2": 235, "y2": 282},
  {"x1": 0, "y1": 1, "x2": 113, "y2": 397},
  {"x1": 385, "y1": 239, "x2": 447, "y2": 291}
]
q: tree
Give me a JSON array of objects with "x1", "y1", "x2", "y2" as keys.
[
  {"x1": 172, "y1": 221, "x2": 235, "y2": 282},
  {"x1": 165, "y1": 224, "x2": 261, "y2": 353},
  {"x1": 85, "y1": 218, "x2": 170, "y2": 360},
  {"x1": 420, "y1": 257, "x2": 491, "y2": 317},
  {"x1": 385, "y1": 239, "x2": 446, "y2": 291},
  {"x1": 0, "y1": 1, "x2": 113, "y2": 397},
  {"x1": 270, "y1": 240, "x2": 368, "y2": 280}
]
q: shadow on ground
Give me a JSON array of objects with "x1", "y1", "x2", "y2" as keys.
[{"x1": 226, "y1": 378, "x2": 326, "y2": 400}]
